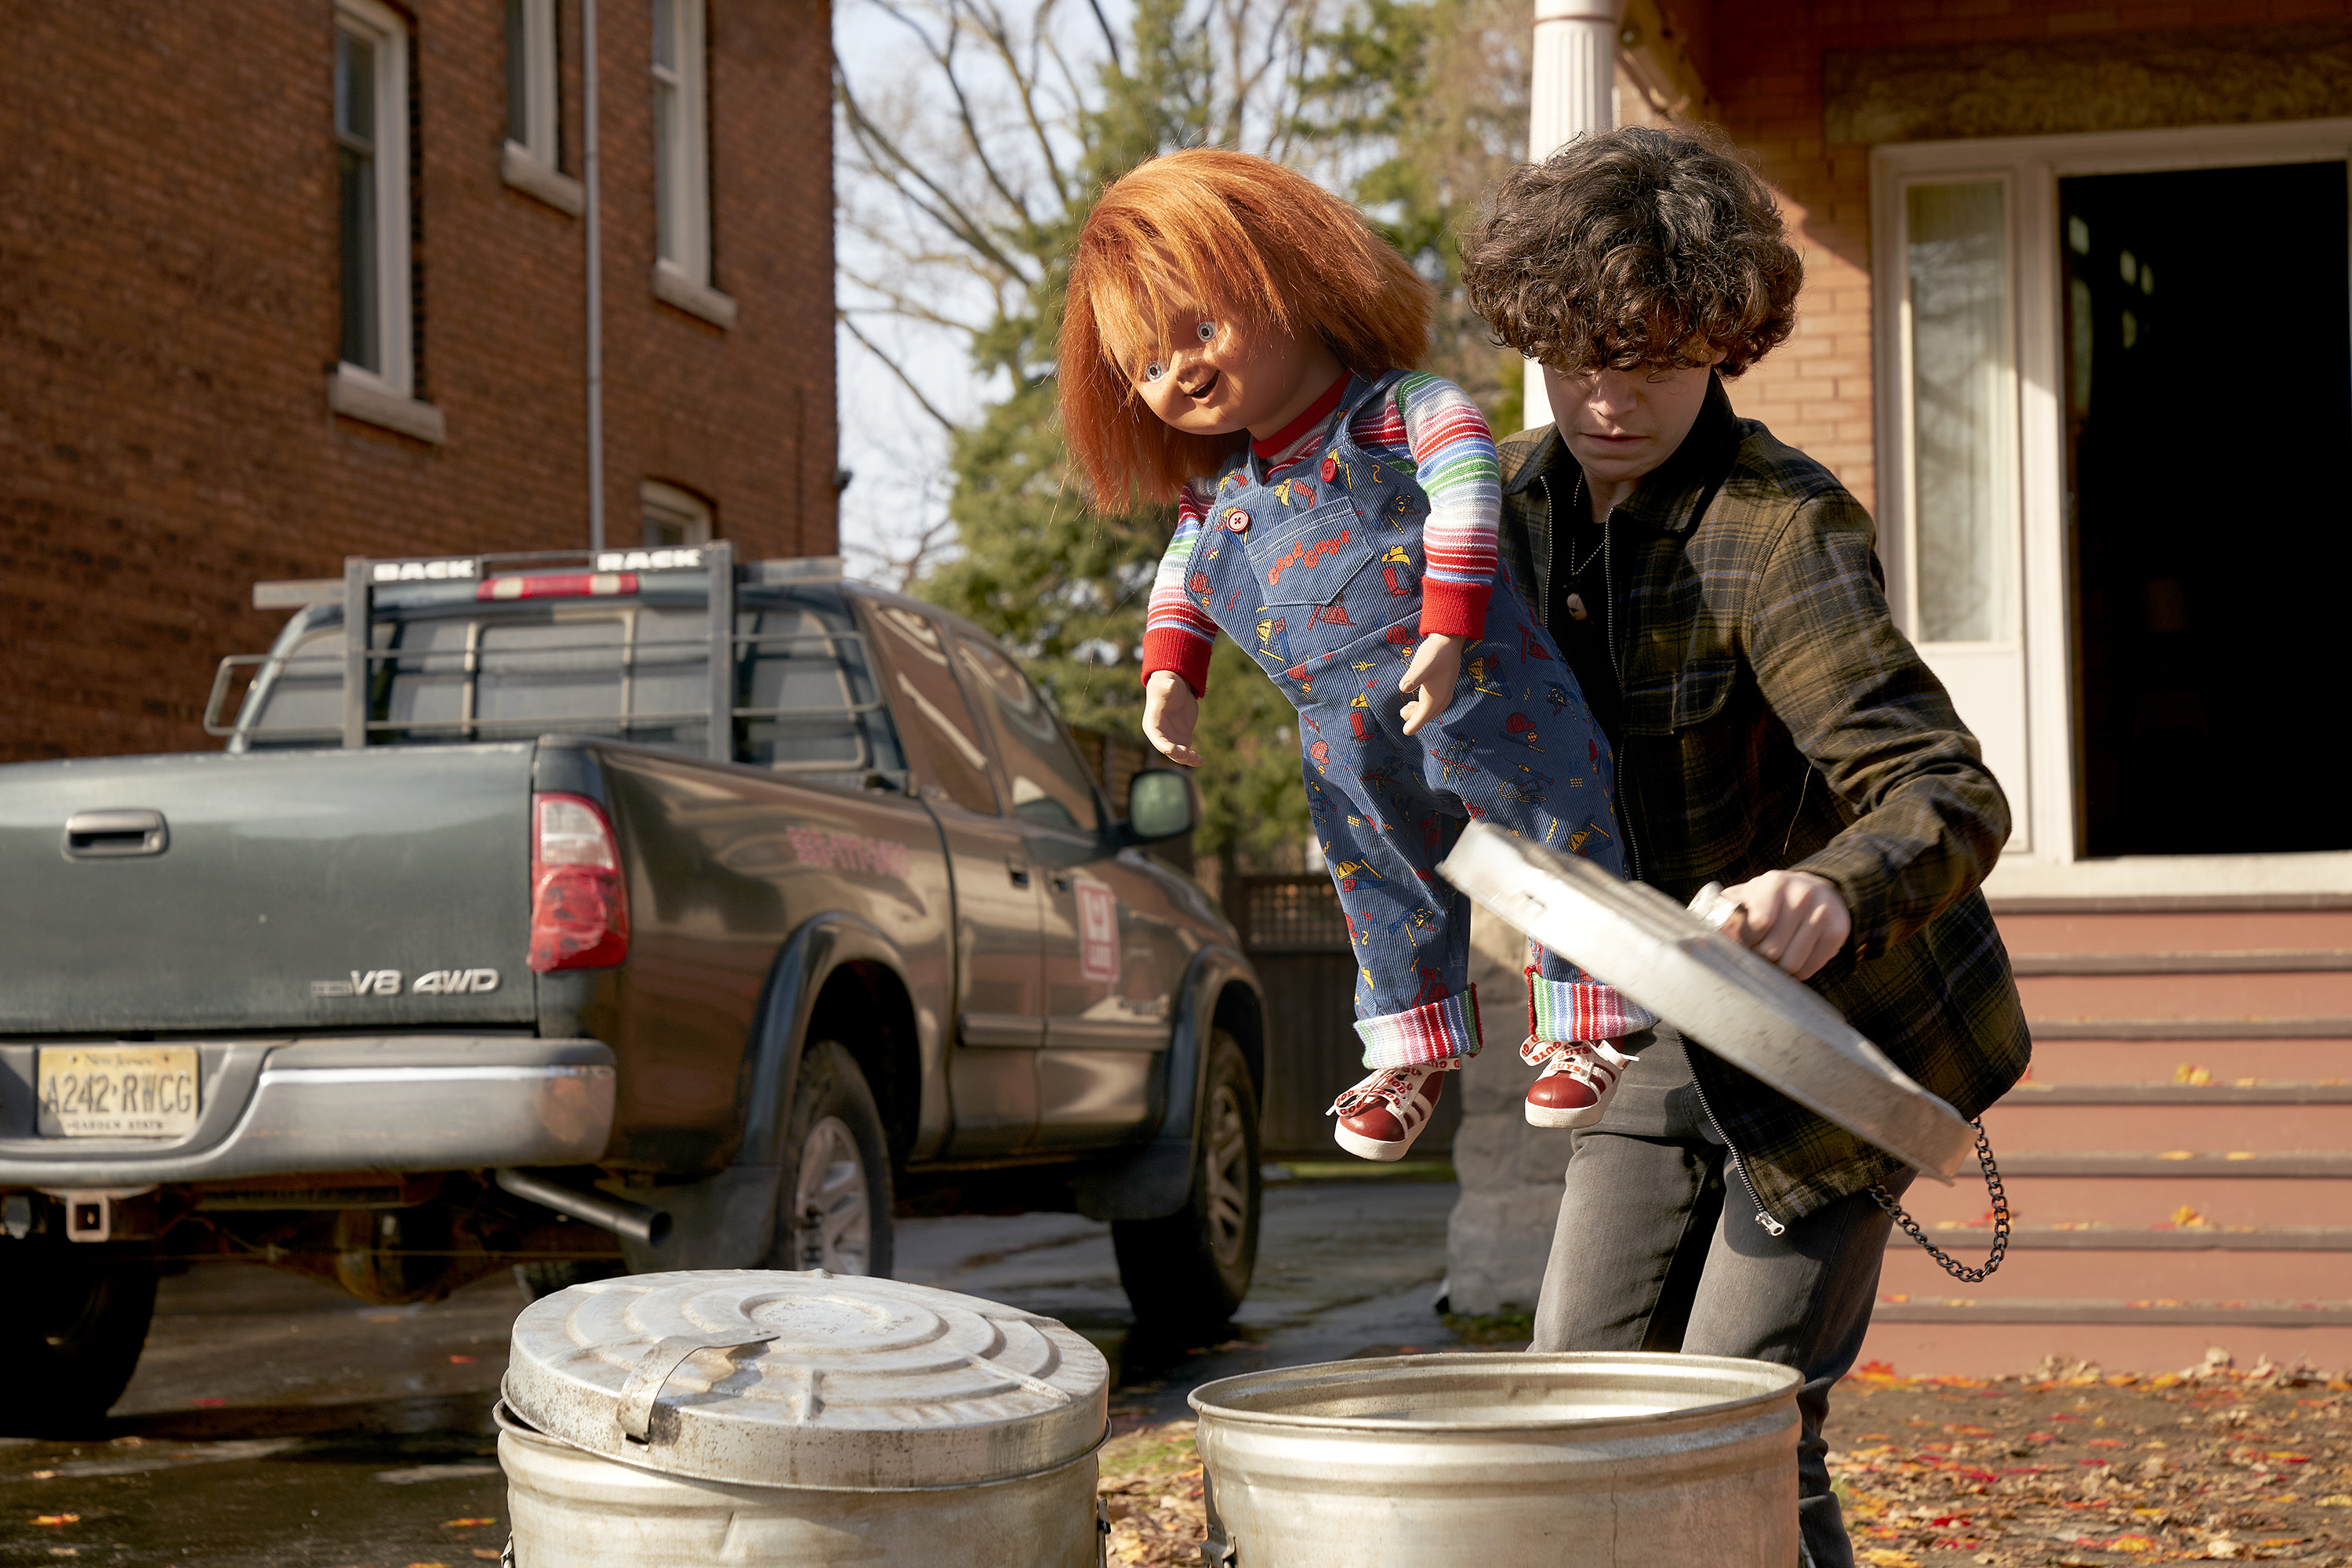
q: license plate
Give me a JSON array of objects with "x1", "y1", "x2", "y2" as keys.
[{"x1": 37, "y1": 1046, "x2": 201, "y2": 1138}]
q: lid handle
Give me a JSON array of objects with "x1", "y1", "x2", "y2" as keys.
[{"x1": 615, "y1": 1330, "x2": 782, "y2": 1443}]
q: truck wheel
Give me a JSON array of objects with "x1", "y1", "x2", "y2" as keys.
[
  {"x1": 514, "y1": 1260, "x2": 625, "y2": 1301},
  {"x1": 1112, "y1": 1031, "x2": 1261, "y2": 1332},
  {"x1": 0, "y1": 1240, "x2": 158, "y2": 1436},
  {"x1": 766, "y1": 1040, "x2": 895, "y2": 1278}
]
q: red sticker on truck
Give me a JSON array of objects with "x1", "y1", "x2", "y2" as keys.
[{"x1": 1076, "y1": 881, "x2": 1120, "y2": 982}]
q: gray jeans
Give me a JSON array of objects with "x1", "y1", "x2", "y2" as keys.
[{"x1": 1529, "y1": 1031, "x2": 1906, "y2": 1568}]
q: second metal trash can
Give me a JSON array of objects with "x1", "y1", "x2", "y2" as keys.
[
  {"x1": 1190, "y1": 1351, "x2": 1803, "y2": 1566},
  {"x1": 497, "y1": 1268, "x2": 1110, "y2": 1566}
]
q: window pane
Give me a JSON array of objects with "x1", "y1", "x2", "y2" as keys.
[
  {"x1": 956, "y1": 637, "x2": 1100, "y2": 833},
  {"x1": 506, "y1": 0, "x2": 530, "y2": 145},
  {"x1": 336, "y1": 30, "x2": 375, "y2": 145},
  {"x1": 652, "y1": 0, "x2": 676, "y2": 71},
  {"x1": 1906, "y1": 180, "x2": 2015, "y2": 643},
  {"x1": 865, "y1": 605, "x2": 998, "y2": 815},
  {"x1": 337, "y1": 143, "x2": 379, "y2": 369},
  {"x1": 653, "y1": 78, "x2": 677, "y2": 262},
  {"x1": 735, "y1": 591, "x2": 900, "y2": 779},
  {"x1": 246, "y1": 626, "x2": 350, "y2": 744},
  {"x1": 383, "y1": 616, "x2": 471, "y2": 734}
]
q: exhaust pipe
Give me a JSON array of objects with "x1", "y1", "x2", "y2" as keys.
[{"x1": 495, "y1": 1168, "x2": 672, "y2": 1247}]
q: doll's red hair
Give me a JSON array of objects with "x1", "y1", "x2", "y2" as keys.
[{"x1": 1060, "y1": 149, "x2": 1434, "y2": 510}]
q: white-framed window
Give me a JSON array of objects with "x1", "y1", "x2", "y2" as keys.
[
  {"x1": 641, "y1": 481, "x2": 713, "y2": 547},
  {"x1": 500, "y1": 0, "x2": 583, "y2": 215},
  {"x1": 649, "y1": 0, "x2": 735, "y2": 327},
  {"x1": 328, "y1": 0, "x2": 441, "y2": 441},
  {"x1": 334, "y1": 0, "x2": 410, "y2": 392}
]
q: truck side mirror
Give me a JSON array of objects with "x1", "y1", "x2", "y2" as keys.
[{"x1": 1123, "y1": 769, "x2": 1195, "y2": 844}]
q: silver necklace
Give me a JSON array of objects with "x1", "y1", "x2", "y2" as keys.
[{"x1": 1564, "y1": 477, "x2": 1606, "y2": 575}]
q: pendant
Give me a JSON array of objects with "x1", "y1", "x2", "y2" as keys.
[{"x1": 1565, "y1": 592, "x2": 1588, "y2": 622}]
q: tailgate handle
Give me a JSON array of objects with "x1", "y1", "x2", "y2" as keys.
[{"x1": 63, "y1": 809, "x2": 169, "y2": 859}]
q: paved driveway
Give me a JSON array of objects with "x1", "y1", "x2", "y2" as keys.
[{"x1": 0, "y1": 1175, "x2": 1461, "y2": 1566}]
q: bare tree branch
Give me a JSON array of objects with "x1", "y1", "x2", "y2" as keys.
[
  {"x1": 839, "y1": 311, "x2": 962, "y2": 434},
  {"x1": 964, "y1": 0, "x2": 1073, "y2": 207},
  {"x1": 835, "y1": 53, "x2": 1036, "y2": 285}
]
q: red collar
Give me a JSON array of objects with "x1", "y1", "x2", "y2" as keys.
[{"x1": 1250, "y1": 373, "x2": 1350, "y2": 460}]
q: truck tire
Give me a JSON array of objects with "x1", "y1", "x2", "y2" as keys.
[
  {"x1": 765, "y1": 1040, "x2": 895, "y2": 1278},
  {"x1": 514, "y1": 1260, "x2": 626, "y2": 1301},
  {"x1": 0, "y1": 1240, "x2": 158, "y2": 1436},
  {"x1": 1112, "y1": 1031, "x2": 1261, "y2": 1332}
]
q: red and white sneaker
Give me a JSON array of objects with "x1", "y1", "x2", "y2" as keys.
[
  {"x1": 1328, "y1": 1065, "x2": 1449, "y2": 1162},
  {"x1": 1521, "y1": 1036, "x2": 1635, "y2": 1129}
]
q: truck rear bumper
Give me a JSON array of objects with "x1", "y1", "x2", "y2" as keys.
[{"x1": 0, "y1": 1037, "x2": 615, "y2": 1187}]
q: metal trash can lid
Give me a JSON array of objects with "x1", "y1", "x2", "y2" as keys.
[
  {"x1": 1438, "y1": 823, "x2": 1975, "y2": 1180},
  {"x1": 502, "y1": 1269, "x2": 1109, "y2": 1490}
]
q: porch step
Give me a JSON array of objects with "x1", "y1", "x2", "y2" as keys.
[
  {"x1": 2029, "y1": 1016, "x2": 2352, "y2": 1039},
  {"x1": 1996, "y1": 909, "x2": 2352, "y2": 955},
  {"x1": 2028, "y1": 1036, "x2": 2352, "y2": 1081},
  {"x1": 1855, "y1": 901, "x2": 2352, "y2": 1377},
  {"x1": 2001, "y1": 1081, "x2": 2352, "y2": 1104},
  {"x1": 2014, "y1": 950, "x2": 2352, "y2": 975},
  {"x1": 1940, "y1": 1224, "x2": 2352, "y2": 1250},
  {"x1": 1873, "y1": 1298, "x2": 2352, "y2": 1327},
  {"x1": 1899, "y1": 1173, "x2": 2352, "y2": 1229},
  {"x1": 1878, "y1": 1241, "x2": 2352, "y2": 1298}
]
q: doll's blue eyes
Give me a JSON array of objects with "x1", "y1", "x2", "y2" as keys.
[{"x1": 1142, "y1": 324, "x2": 1216, "y2": 383}]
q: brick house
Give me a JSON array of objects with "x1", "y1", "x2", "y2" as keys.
[
  {"x1": 1442, "y1": 0, "x2": 2352, "y2": 1374},
  {"x1": 0, "y1": 0, "x2": 837, "y2": 763}
]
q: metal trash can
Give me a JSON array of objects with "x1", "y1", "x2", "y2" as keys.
[
  {"x1": 1190, "y1": 1352, "x2": 1802, "y2": 1567},
  {"x1": 497, "y1": 1269, "x2": 1109, "y2": 1566}
]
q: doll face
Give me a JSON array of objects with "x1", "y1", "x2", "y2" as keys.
[
  {"x1": 1125, "y1": 285, "x2": 1338, "y2": 442},
  {"x1": 1541, "y1": 353, "x2": 1726, "y2": 493}
]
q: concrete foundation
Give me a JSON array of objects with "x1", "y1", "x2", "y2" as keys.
[{"x1": 1445, "y1": 904, "x2": 1566, "y2": 1318}]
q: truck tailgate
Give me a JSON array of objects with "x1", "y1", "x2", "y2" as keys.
[{"x1": 0, "y1": 744, "x2": 539, "y2": 1033}]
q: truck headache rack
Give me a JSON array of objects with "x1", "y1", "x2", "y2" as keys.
[{"x1": 209, "y1": 545, "x2": 893, "y2": 775}]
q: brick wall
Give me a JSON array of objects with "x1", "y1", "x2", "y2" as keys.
[
  {"x1": 0, "y1": 1, "x2": 836, "y2": 761},
  {"x1": 1668, "y1": 0, "x2": 2350, "y2": 517}
]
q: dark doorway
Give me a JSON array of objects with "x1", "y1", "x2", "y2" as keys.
[{"x1": 2060, "y1": 160, "x2": 2351, "y2": 858}]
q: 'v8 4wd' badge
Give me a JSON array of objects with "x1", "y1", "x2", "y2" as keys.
[{"x1": 310, "y1": 967, "x2": 500, "y2": 998}]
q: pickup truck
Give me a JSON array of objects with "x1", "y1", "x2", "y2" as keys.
[{"x1": 0, "y1": 545, "x2": 1267, "y2": 1431}]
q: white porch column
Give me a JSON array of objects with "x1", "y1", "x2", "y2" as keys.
[
  {"x1": 1443, "y1": 0, "x2": 1623, "y2": 1323},
  {"x1": 1521, "y1": 0, "x2": 1620, "y2": 428}
]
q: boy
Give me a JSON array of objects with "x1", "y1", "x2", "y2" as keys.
[{"x1": 1460, "y1": 125, "x2": 2030, "y2": 1568}]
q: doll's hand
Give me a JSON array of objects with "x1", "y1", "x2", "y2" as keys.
[
  {"x1": 1142, "y1": 670, "x2": 1205, "y2": 768},
  {"x1": 1718, "y1": 869, "x2": 1851, "y2": 981},
  {"x1": 1398, "y1": 633, "x2": 1465, "y2": 736}
]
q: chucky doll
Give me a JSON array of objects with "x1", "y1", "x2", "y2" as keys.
[{"x1": 1059, "y1": 149, "x2": 1653, "y2": 1159}]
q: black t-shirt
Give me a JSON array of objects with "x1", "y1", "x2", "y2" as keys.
[{"x1": 1545, "y1": 473, "x2": 1627, "y2": 749}]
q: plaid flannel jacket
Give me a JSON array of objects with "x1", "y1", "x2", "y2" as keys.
[{"x1": 1497, "y1": 377, "x2": 2031, "y2": 1222}]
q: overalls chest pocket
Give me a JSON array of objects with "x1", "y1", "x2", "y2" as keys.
[{"x1": 1249, "y1": 498, "x2": 1378, "y2": 611}]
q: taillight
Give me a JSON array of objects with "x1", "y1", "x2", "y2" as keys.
[{"x1": 528, "y1": 793, "x2": 630, "y2": 972}]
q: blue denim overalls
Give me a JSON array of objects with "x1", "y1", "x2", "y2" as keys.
[{"x1": 1186, "y1": 372, "x2": 1635, "y2": 1067}]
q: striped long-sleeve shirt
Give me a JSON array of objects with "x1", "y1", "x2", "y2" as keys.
[{"x1": 1139, "y1": 372, "x2": 1501, "y2": 696}]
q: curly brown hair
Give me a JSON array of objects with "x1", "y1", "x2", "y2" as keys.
[{"x1": 1460, "y1": 124, "x2": 1802, "y2": 378}]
